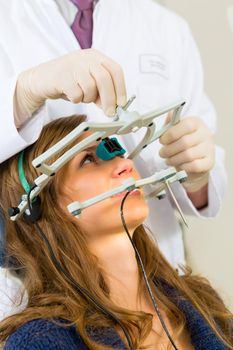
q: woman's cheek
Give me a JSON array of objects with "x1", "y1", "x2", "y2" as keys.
[{"x1": 75, "y1": 174, "x2": 107, "y2": 201}]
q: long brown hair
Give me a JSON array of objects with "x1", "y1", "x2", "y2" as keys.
[{"x1": 0, "y1": 116, "x2": 232, "y2": 349}]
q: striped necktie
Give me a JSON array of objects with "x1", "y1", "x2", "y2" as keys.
[{"x1": 70, "y1": 0, "x2": 94, "y2": 49}]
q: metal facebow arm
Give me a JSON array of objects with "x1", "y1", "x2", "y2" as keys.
[
  {"x1": 10, "y1": 96, "x2": 188, "y2": 225},
  {"x1": 67, "y1": 167, "x2": 188, "y2": 226}
]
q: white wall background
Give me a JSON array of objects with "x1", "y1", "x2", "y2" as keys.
[{"x1": 160, "y1": 0, "x2": 233, "y2": 310}]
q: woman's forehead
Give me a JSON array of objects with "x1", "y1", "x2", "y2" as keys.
[
  {"x1": 78, "y1": 130, "x2": 93, "y2": 142},
  {"x1": 77, "y1": 131, "x2": 99, "y2": 150},
  {"x1": 73, "y1": 131, "x2": 99, "y2": 155}
]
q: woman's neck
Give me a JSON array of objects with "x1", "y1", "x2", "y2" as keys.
[{"x1": 88, "y1": 232, "x2": 143, "y2": 310}]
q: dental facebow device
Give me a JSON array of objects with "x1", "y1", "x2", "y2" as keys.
[{"x1": 9, "y1": 96, "x2": 188, "y2": 226}]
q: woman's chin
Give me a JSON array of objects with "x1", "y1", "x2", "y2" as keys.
[{"x1": 121, "y1": 203, "x2": 149, "y2": 228}]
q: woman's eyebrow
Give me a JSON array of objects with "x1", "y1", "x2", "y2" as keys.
[{"x1": 72, "y1": 145, "x2": 97, "y2": 161}]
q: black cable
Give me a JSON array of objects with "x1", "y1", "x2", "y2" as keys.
[
  {"x1": 120, "y1": 190, "x2": 179, "y2": 350},
  {"x1": 26, "y1": 187, "x2": 134, "y2": 350},
  {"x1": 26, "y1": 184, "x2": 178, "y2": 349}
]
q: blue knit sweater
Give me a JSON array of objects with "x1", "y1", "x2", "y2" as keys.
[{"x1": 4, "y1": 286, "x2": 229, "y2": 350}]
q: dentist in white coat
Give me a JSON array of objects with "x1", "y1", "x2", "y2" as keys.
[{"x1": 0, "y1": 0, "x2": 227, "y2": 319}]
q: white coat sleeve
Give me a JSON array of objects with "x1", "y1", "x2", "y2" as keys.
[
  {"x1": 0, "y1": 79, "x2": 48, "y2": 163},
  {"x1": 166, "y1": 22, "x2": 227, "y2": 218},
  {"x1": 0, "y1": 36, "x2": 51, "y2": 163},
  {"x1": 0, "y1": 65, "x2": 85, "y2": 163},
  {"x1": 0, "y1": 268, "x2": 26, "y2": 320},
  {"x1": 0, "y1": 3, "x2": 84, "y2": 164}
]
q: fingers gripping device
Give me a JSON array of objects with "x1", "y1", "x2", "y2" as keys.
[{"x1": 9, "y1": 96, "x2": 188, "y2": 226}]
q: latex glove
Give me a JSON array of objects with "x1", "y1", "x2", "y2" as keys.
[
  {"x1": 159, "y1": 116, "x2": 215, "y2": 193},
  {"x1": 14, "y1": 49, "x2": 127, "y2": 127}
]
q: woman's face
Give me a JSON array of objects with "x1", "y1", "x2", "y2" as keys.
[{"x1": 59, "y1": 134, "x2": 149, "y2": 239}]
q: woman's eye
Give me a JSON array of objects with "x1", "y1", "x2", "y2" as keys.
[{"x1": 80, "y1": 154, "x2": 96, "y2": 166}]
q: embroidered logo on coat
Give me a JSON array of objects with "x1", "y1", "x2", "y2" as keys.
[{"x1": 139, "y1": 54, "x2": 169, "y2": 79}]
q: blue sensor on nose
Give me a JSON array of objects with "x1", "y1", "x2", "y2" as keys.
[{"x1": 96, "y1": 137, "x2": 126, "y2": 160}]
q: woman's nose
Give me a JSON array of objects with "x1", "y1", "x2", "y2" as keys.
[{"x1": 111, "y1": 157, "x2": 133, "y2": 178}]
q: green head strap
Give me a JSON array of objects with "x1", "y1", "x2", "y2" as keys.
[
  {"x1": 17, "y1": 150, "x2": 41, "y2": 222},
  {"x1": 18, "y1": 150, "x2": 31, "y2": 194}
]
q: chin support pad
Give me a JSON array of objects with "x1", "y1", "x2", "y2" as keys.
[{"x1": 96, "y1": 137, "x2": 126, "y2": 160}]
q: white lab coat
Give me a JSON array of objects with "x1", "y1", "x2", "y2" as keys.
[{"x1": 0, "y1": 0, "x2": 227, "y2": 318}]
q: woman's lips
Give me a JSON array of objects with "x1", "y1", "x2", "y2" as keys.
[{"x1": 112, "y1": 189, "x2": 141, "y2": 198}]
